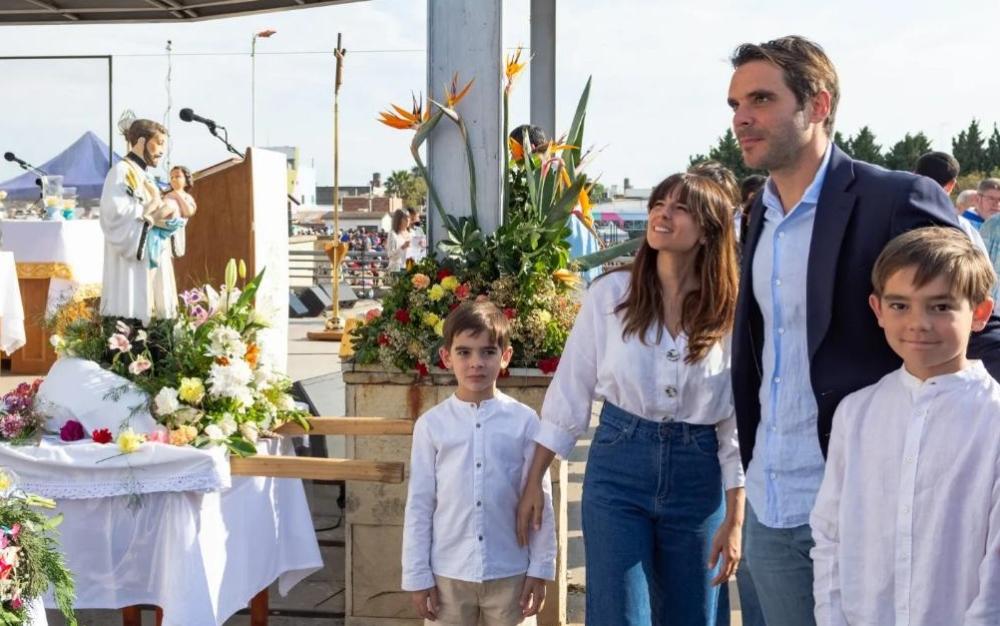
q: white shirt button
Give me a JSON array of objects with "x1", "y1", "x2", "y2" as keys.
[
  {"x1": 778, "y1": 328, "x2": 785, "y2": 335},
  {"x1": 779, "y1": 232, "x2": 786, "y2": 238},
  {"x1": 664, "y1": 386, "x2": 678, "y2": 398},
  {"x1": 770, "y1": 472, "x2": 777, "y2": 480},
  {"x1": 773, "y1": 376, "x2": 781, "y2": 384},
  {"x1": 775, "y1": 278, "x2": 782, "y2": 286},
  {"x1": 665, "y1": 349, "x2": 680, "y2": 362}
]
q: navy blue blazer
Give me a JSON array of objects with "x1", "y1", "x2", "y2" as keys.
[{"x1": 732, "y1": 144, "x2": 1000, "y2": 469}]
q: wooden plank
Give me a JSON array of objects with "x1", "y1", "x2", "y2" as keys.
[
  {"x1": 275, "y1": 416, "x2": 414, "y2": 437},
  {"x1": 230, "y1": 456, "x2": 404, "y2": 483}
]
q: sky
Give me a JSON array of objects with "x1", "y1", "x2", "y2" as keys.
[{"x1": 1, "y1": 0, "x2": 998, "y2": 192}]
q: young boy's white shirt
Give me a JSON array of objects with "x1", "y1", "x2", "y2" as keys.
[
  {"x1": 810, "y1": 361, "x2": 1000, "y2": 626},
  {"x1": 402, "y1": 391, "x2": 556, "y2": 591}
]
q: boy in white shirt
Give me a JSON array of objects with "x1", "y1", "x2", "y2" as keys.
[
  {"x1": 402, "y1": 301, "x2": 556, "y2": 625},
  {"x1": 811, "y1": 226, "x2": 1000, "y2": 625}
]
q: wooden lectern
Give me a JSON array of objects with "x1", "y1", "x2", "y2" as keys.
[{"x1": 175, "y1": 147, "x2": 290, "y2": 370}]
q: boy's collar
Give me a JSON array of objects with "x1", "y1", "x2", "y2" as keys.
[
  {"x1": 899, "y1": 360, "x2": 987, "y2": 392},
  {"x1": 449, "y1": 390, "x2": 508, "y2": 408}
]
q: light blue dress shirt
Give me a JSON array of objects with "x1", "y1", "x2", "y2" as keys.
[{"x1": 745, "y1": 145, "x2": 832, "y2": 529}]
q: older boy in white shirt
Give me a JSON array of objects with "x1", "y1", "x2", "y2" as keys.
[
  {"x1": 811, "y1": 226, "x2": 1000, "y2": 625},
  {"x1": 402, "y1": 301, "x2": 556, "y2": 625}
]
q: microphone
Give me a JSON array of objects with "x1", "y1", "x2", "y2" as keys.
[
  {"x1": 179, "y1": 108, "x2": 218, "y2": 131},
  {"x1": 4, "y1": 152, "x2": 46, "y2": 176}
]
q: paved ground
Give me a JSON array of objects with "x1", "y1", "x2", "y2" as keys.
[{"x1": 2, "y1": 304, "x2": 742, "y2": 625}]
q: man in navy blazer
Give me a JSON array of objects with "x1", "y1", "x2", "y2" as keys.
[{"x1": 728, "y1": 36, "x2": 1000, "y2": 626}]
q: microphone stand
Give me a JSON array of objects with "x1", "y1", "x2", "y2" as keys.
[
  {"x1": 208, "y1": 125, "x2": 245, "y2": 159},
  {"x1": 8, "y1": 158, "x2": 49, "y2": 218}
]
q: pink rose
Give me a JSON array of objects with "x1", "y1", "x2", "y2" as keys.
[
  {"x1": 107, "y1": 333, "x2": 131, "y2": 353},
  {"x1": 146, "y1": 426, "x2": 170, "y2": 444},
  {"x1": 128, "y1": 356, "x2": 152, "y2": 376}
]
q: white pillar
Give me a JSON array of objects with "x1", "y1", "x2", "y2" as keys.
[
  {"x1": 426, "y1": 0, "x2": 503, "y2": 242},
  {"x1": 530, "y1": 0, "x2": 556, "y2": 138}
]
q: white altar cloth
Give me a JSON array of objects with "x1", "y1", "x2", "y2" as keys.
[
  {"x1": 0, "y1": 437, "x2": 230, "y2": 500},
  {"x1": 0, "y1": 250, "x2": 25, "y2": 354},
  {"x1": 40, "y1": 438, "x2": 322, "y2": 626},
  {"x1": 0, "y1": 219, "x2": 103, "y2": 313}
]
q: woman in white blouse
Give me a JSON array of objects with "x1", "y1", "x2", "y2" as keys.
[
  {"x1": 517, "y1": 171, "x2": 745, "y2": 625},
  {"x1": 386, "y1": 208, "x2": 411, "y2": 272}
]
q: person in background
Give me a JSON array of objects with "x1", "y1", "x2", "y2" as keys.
[
  {"x1": 913, "y1": 151, "x2": 986, "y2": 253},
  {"x1": 738, "y1": 175, "x2": 766, "y2": 247},
  {"x1": 385, "y1": 208, "x2": 411, "y2": 272},
  {"x1": 963, "y1": 178, "x2": 1000, "y2": 229}
]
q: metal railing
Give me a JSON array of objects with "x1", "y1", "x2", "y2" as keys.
[{"x1": 289, "y1": 248, "x2": 392, "y2": 299}]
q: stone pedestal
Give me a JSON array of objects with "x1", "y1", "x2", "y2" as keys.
[{"x1": 343, "y1": 364, "x2": 567, "y2": 626}]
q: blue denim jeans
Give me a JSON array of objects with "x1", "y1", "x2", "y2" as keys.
[
  {"x1": 734, "y1": 521, "x2": 767, "y2": 626},
  {"x1": 583, "y1": 401, "x2": 725, "y2": 626},
  {"x1": 744, "y1": 504, "x2": 816, "y2": 626}
]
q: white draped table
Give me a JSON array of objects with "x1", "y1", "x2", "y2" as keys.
[
  {"x1": 0, "y1": 219, "x2": 103, "y2": 373},
  {"x1": 0, "y1": 250, "x2": 25, "y2": 354},
  {"x1": 0, "y1": 438, "x2": 323, "y2": 626}
]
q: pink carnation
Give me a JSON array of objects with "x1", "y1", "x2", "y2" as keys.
[{"x1": 146, "y1": 426, "x2": 170, "y2": 444}]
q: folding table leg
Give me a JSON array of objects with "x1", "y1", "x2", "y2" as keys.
[
  {"x1": 121, "y1": 606, "x2": 141, "y2": 626},
  {"x1": 250, "y1": 588, "x2": 269, "y2": 626}
]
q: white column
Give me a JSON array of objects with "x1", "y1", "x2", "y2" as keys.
[
  {"x1": 426, "y1": 0, "x2": 503, "y2": 242},
  {"x1": 530, "y1": 0, "x2": 557, "y2": 138}
]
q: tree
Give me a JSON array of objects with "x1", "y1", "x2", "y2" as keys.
[
  {"x1": 384, "y1": 169, "x2": 413, "y2": 199},
  {"x1": 846, "y1": 126, "x2": 883, "y2": 165},
  {"x1": 688, "y1": 128, "x2": 761, "y2": 180},
  {"x1": 952, "y1": 119, "x2": 986, "y2": 174},
  {"x1": 883, "y1": 132, "x2": 933, "y2": 172},
  {"x1": 384, "y1": 168, "x2": 428, "y2": 209},
  {"x1": 986, "y1": 125, "x2": 1000, "y2": 174},
  {"x1": 833, "y1": 131, "x2": 849, "y2": 153}
]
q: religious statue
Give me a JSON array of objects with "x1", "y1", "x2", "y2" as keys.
[{"x1": 98, "y1": 118, "x2": 185, "y2": 324}]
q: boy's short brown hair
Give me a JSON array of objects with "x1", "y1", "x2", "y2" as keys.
[
  {"x1": 442, "y1": 301, "x2": 511, "y2": 350},
  {"x1": 872, "y1": 226, "x2": 996, "y2": 305}
]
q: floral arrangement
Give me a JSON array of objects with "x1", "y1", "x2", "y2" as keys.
[
  {"x1": 355, "y1": 49, "x2": 633, "y2": 374},
  {"x1": 0, "y1": 381, "x2": 46, "y2": 443},
  {"x1": 49, "y1": 260, "x2": 308, "y2": 456},
  {"x1": 0, "y1": 470, "x2": 75, "y2": 625},
  {"x1": 351, "y1": 257, "x2": 578, "y2": 374}
]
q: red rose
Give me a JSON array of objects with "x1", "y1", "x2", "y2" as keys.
[
  {"x1": 449, "y1": 302, "x2": 461, "y2": 312},
  {"x1": 415, "y1": 362, "x2": 429, "y2": 377},
  {"x1": 503, "y1": 308, "x2": 517, "y2": 320},
  {"x1": 455, "y1": 283, "x2": 471, "y2": 300},
  {"x1": 538, "y1": 357, "x2": 560, "y2": 374},
  {"x1": 394, "y1": 309, "x2": 411, "y2": 324},
  {"x1": 436, "y1": 268, "x2": 453, "y2": 281},
  {"x1": 377, "y1": 333, "x2": 391, "y2": 346},
  {"x1": 92, "y1": 428, "x2": 113, "y2": 444}
]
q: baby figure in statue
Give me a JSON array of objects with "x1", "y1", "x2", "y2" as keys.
[{"x1": 163, "y1": 165, "x2": 197, "y2": 219}]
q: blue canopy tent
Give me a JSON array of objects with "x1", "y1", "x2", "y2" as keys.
[{"x1": 0, "y1": 131, "x2": 121, "y2": 201}]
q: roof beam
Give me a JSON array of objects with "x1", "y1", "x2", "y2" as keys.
[{"x1": 22, "y1": 0, "x2": 79, "y2": 21}]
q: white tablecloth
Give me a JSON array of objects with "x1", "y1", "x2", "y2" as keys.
[
  {"x1": 39, "y1": 439, "x2": 322, "y2": 625},
  {"x1": 0, "y1": 250, "x2": 25, "y2": 354},
  {"x1": 0, "y1": 219, "x2": 103, "y2": 313}
]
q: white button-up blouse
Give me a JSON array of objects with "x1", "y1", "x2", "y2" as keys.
[{"x1": 536, "y1": 270, "x2": 745, "y2": 490}]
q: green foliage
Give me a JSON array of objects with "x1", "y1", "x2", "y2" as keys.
[
  {"x1": 0, "y1": 495, "x2": 75, "y2": 625},
  {"x1": 842, "y1": 126, "x2": 884, "y2": 165},
  {"x1": 953, "y1": 119, "x2": 987, "y2": 174},
  {"x1": 883, "y1": 132, "x2": 933, "y2": 171}
]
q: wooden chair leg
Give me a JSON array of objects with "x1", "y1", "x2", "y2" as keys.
[
  {"x1": 155, "y1": 606, "x2": 164, "y2": 626},
  {"x1": 121, "y1": 606, "x2": 141, "y2": 626},
  {"x1": 250, "y1": 588, "x2": 269, "y2": 626}
]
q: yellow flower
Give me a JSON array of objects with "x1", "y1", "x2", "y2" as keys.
[
  {"x1": 378, "y1": 93, "x2": 430, "y2": 130},
  {"x1": 537, "y1": 310, "x2": 553, "y2": 324},
  {"x1": 117, "y1": 429, "x2": 145, "y2": 454},
  {"x1": 434, "y1": 320, "x2": 445, "y2": 337},
  {"x1": 169, "y1": 425, "x2": 198, "y2": 446},
  {"x1": 428, "y1": 284, "x2": 446, "y2": 302},
  {"x1": 178, "y1": 377, "x2": 206, "y2": 405},
  {"x1": 552, "y1": 268, "x2": 582, "y2": 288},
  {"x1": 0, "y1": 471, "x2": 11, "y2": 493},
  {"x1": 441, "y1": 276, "x2": 460, "y2": 292},
  {"x1": 509, "y1": 137, "x2": 525, "y2": 162},
  {"x1": 504, "y1": 47, "x2": 527, "y2": 94},
  {"x1": 411, "y1": 273, "x2": 431, "y2": 290},
  {"x1": 422, "y1": 312, "x2": 441, "y2": 328}
]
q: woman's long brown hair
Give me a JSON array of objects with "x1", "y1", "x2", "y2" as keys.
[{"x1": 613, "y1": 172, "x2": 739, "y2": 363}]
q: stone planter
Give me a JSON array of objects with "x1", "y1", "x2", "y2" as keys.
[{"x1": 343, "y1": 363, "x2": 568, "y2": 626}]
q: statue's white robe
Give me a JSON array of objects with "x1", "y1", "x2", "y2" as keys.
[{"x1": 98, "y1": 158, "x2": 178, "y2": 324}]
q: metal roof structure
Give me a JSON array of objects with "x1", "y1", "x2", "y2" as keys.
[{"x1": 0, "y1": 0, "x2": 364, "y2": 25}]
